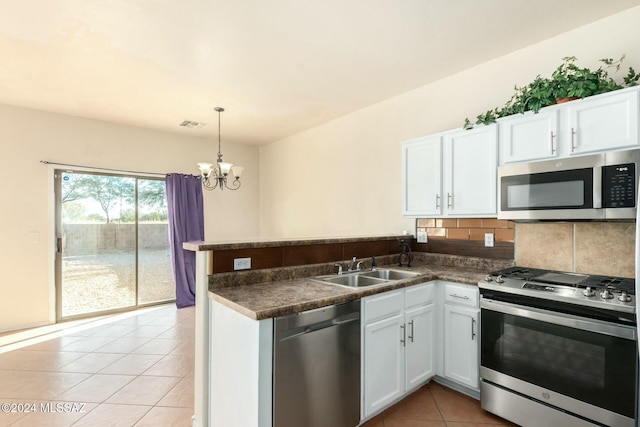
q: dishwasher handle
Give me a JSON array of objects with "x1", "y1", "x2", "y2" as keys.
[{"x1": 277, "y1": 311, "x2": 360, "y2": 342}]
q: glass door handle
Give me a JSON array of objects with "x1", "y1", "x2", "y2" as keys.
[{"x1": 56, "y1": 237, "x2": 63, "y2": 253}]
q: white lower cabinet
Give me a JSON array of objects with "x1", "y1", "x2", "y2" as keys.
[
  {"x1": 443, "y1": 283, "x2": 480, "y2": 390},
  {"x1": 363, "y1": 311, "x2": 405, "y2": 414},
  {"x1": 405, "y1": 303, "x2": 435, "y2": 389},
  {"x1": 362, "y1": 281, "x2": 480, "y2": 420},
  {"x1": 362, "y1": 284, "x2": 435, "y2": 418}
]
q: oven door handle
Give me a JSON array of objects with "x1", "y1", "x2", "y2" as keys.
[{"x1": 480, "y1": 298, "x2": 637, "y2": 340}]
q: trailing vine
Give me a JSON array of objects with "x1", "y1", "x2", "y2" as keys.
[{"x1": 464, "y1": 55, "x2": 639, "y2": 129}]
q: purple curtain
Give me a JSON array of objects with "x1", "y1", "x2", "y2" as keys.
[{"x1": 166, "y1": 174, "x2": 204, "y2": 308}]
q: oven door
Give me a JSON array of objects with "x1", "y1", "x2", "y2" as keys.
[{"x1": 480, "y1": 298, "x2": 638, "y2": 427}]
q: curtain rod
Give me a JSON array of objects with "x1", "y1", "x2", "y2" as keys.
[{"x1": 40, "y1": 160, "x2": 167, "y2": 178}]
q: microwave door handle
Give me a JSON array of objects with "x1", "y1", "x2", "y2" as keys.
[{"x1": 593, "y1": 166, "x2": 602, "y2": 208}]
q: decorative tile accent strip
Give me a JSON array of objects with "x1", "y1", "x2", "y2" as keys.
[{"x1": 417, "y1": 218, "x2": 515, "y2": 242}]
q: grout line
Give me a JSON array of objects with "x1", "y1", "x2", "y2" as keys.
[{"x1": 0, "y1": 305, "x2": 196, "y2": 427}]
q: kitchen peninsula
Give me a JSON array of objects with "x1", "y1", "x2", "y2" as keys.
[{"x1": 184, "y1": 235, "x2": 513, "y2": 427}]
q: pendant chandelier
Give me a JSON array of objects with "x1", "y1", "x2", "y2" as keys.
[{"x1": 197, "y1": 107, "x2": 243, "y2": 191}]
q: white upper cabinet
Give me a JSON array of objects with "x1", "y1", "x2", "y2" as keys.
[
  {"x1": 402, "y1": 135, "x2": 442, "y2": 217},
  {"x1": 402, "y1": 126, "x2": 497, "y2": 218},
  {"x1": 443, "y1": 125, "x2": 498, "y2": 217},
  {"x1": 499, "y1": 109, "x2": 560, "y2": 164},
  {"x1": 498, "y1": 87, "x2": 640, "y2": 165},
  {"x1": 568, "y1": 88, "x2": 639, "y2": 155}
]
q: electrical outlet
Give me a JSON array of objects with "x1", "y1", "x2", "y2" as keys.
[
  {"x1": 484, "y1": 233, "x2": 494, "y2": 247},
  {"x1": 233, "y1": 257, "x2": 251, "y2": 270},
  {"x1": 417, "y1": 231, "x2": 428, "y2": 243}
]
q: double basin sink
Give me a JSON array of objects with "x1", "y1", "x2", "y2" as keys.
[{"x1": 313, "y1": 268, "x2": 421, "y2": 288}]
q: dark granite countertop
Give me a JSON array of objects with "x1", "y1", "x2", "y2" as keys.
[
  {"x1": 183, "y1": 234, "x2": 409, "y2": 251},
  {"x1": 209, "y1": 254, "x2": 513, "y2": 320}
]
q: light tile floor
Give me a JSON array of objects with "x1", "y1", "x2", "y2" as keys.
[
  {"x1": 0, "y1": 304, "x2": 514, "y2": 427},
  {"x1": 0, "y1": 304, "x2": 195, "y2": 427},
  {"x1": 361, "y1": 381, "x2": 516, "y2": 427}
]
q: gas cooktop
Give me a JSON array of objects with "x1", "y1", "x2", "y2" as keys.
[{"x1": 480, "y1": 266, "x2": 636, "y2": 313}]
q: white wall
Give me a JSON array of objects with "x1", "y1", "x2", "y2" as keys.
[
  {"x1": 259, "y1": 6, "x2": 640, "y2": 239},
  {"x1": 0, "y1": 104, "x2": 259, "y2": 331}
]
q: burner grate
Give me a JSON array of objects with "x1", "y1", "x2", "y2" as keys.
[
  {"x1": 489, "y1": 266, "x2": 546, "y2": 281},
  {"x1": 489, "y1": 267, "x2": 635, "y2": 295}
]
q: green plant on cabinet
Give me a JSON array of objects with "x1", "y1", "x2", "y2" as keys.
[{"x1": 464, "y1": 55, "x2": 640, "y2": 129}]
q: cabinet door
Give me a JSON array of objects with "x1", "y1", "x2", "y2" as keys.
[
  {"x1": 443, "y1": 305, "x2": 479, "y2": 389},
  {"x1": 499, "y1": 109, "x2": 559, "y2": 164},
  {"x1": 402, "y1": 136, "x2": 442, "y2": 216},
  {"x1": 405, "y1": 303, "x2": 435, "y2": 391},
  {"x1": 363, "y1": 313, "x2": 405, "y2": 417},
  {"x1": 569, "y1": 89, "x2": 639, "y2": 155},
  {"x1": 444, "y1": 125, "x2": 497, "y2": 216}
]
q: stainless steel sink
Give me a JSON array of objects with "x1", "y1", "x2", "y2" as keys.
[
  {"x1": 320, "y1": 274, "x2": 387, "y2": 287},
  {"x1": 313, "y1": 268, "x2": 421, "y2": 288},
  {"x1": 359, "y1": 269, "x2": 421, "y2": 281}
]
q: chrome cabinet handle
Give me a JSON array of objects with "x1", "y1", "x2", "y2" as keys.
[
  {"x1": 471, "y1": 318, "x2": 476, "y2": 340},
  {"x1": 400, "y1": 324, "x2": 406, "y2": 347},
  {"x1": 447, "y1": 193, "x2": 452, "y2": 209},
  {"x1": 550, "y1": 131, "x2": 556, "y2": 154},
  {"x1": 435, "y1": 194, "x2": 440, "y2": 209},
  {"x1": 408, "y1": 320, "x2": 414, "y2": 343},
  {"x1": 571, "y1": 127, "x2": 577, "y2": 152},
  {"x1": 450, "y1": 293, "x2": 469, "y2": 300}
]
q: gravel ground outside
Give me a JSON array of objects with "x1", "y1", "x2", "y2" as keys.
[{"x1": 62, "y1": 248, "x2": 175, "y2": 317}]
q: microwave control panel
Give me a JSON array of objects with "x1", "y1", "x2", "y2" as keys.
[{"x1": 602, "y1": 163, "x2": 635, "y2": 208}]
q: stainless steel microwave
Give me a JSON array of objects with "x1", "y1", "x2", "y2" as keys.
[{"x1": 497, "y1": 149, "x2": 640, "y2": 220}]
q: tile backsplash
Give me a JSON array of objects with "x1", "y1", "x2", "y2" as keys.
[
  {"x1": 416, "y1": 218, "x2": 515, "y2": 242},
  {"x1": 416, "y1": 218, "x2": 635, "y2": 277},
  {"x1": 515, "y1": 221, "x2": 635, "y2": 278}
]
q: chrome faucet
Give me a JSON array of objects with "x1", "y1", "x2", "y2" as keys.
[
  {"x1": 348, "y1": 256, "x2": 357, "y2": 271},
  {"x1": 334, "y1": 263, "x2": 343, "y2": 275},
  {"x1": 371, "y1": 256, "x2": 377, "y2": 271},
  {"x1": 398, "y1": 239, "x2": 413, "y2": 267}
]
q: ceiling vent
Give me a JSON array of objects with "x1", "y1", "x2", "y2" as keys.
[{"x1": 179, "y1": 120, "x2": 206, "y2": 129}]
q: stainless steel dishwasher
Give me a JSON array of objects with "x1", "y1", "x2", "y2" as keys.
[{"x1": 273, "y1": 300, "x2": 361, "y2": 427}]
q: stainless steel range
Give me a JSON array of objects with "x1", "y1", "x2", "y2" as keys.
[{"x1": 479, "y1": 267, "x2": 638, "y2": 427}]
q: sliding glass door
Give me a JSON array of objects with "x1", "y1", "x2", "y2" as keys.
[
  {"x1": 137, "y1": 179, "x2": 174, "y2": 304},
  {"x1": 55, "y1": 170, "x2": 173, "y2": 320}
]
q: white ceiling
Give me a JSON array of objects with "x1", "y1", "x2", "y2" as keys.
[{"x1": 1, "y1": 0, "x2": 639, "y2": 146}]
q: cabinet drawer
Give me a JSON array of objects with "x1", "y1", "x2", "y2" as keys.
[
  {"x1": 404, "y1": 283, "x2": 434, "y2": 309},
  {"x1": 444, "y1": 284, "x2": 478, "y2": 307},
  {"x1": 363, "y1": 290, "x2": 403, "y2": 324}
]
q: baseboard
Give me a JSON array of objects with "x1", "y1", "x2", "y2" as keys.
[{"x1": 432, "y1": 375, "x2": 480, "y2": 400}]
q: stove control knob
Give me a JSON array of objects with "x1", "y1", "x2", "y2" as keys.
[
  {"x1": 618, "y1": 291, "x2": 632, "y2": 303},
  {"x1": 495, "y1": 275, "x2": 504, "y2": 284},
  {"x1": 582, "y1": 287, "x2": 595, "y2": 297},
  {"x1": 600, "y1": 286, "x2": 614, "y2": 300},
  {"x1": 484, "y1": 275, "x2": 493, "y2": 282}
]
